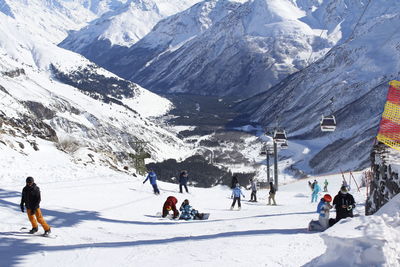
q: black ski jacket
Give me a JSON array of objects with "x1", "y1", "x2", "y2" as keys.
[
  {"x1": 333, "y1": 192, "x2": 355, "y2": 221},
  {"x1": 20, "y1": 183, "x2": 41, "y2": 210}
]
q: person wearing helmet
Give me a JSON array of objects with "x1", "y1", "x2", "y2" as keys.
[
  {"x1": 20, "y1": 177, "x2": 51, "y2": 235},
  {"x1": 317, "y1": 194, "x2": 333, "y2": 229},
  {"x1": 309, "y1": 194, "x2": 332, "y2": 231},
  {"x1": 332, "y1": 186, "x2": 355, "y2": 223},
  {"x1": 162, "y1": 196, "x2": 179, "y2": 219}
]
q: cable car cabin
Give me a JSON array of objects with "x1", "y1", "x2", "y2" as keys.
[
  {"x1": 273, "y1": 130, "x2": 287, "y2": 144},
  {"x1": 281, "y1": 141, "x2": 288, "y2": 149},
  {"x1": 320, "y1": 115, "x2": 336, "y2": 132}
]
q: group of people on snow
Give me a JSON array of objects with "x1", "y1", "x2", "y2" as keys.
[
  {"x1": 19, "y1": 172, "x2": 356, "y2": 235},
  {"x1": 309, "y1": 183, "x2": 356, "y2": 231},
  {"x1": 161, "y1": 196, "x2": 206, "y2": 220},
  {"x1": 143, "y1": 169, "x2": 190, "y2": 195}
]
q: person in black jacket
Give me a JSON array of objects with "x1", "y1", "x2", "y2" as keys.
[
  {"x1": 268, "y1": 181, "x2": 277, "y2": 205},
  {"x1": 332, "y1": 186, "x2": 355, "y2": 223},
  {"x1": 20, "y1": 177, "x2": 51, "y2": 235},
  {"x1": 178, "y1": 170, "x2": 189, "y2": 193}
]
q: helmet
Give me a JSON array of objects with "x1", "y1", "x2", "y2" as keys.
[
  {"x1": 323, "y1": 194, "x2": 332, "y2": 202},
  {"x1": 166, "y1": 206, "x2": 172, "y2": 211},
  {"x1": 26, "y1": 177, "x2": 34, "y2": 183}
]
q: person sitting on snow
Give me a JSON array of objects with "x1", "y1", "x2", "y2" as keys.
[
  {"x1": 317, "y1": 194, "x2": 333, "y2": 229},
  {"x1": 308, "y1": 194, "x2": 332, "y2": 231},
  {"x1": 231, "y1": 183, "x2": 245, "y2": 210},
  {"x1": 162, "y1": 196, "x2": 179, "y2": 219},
  {"x1": 179, "y1": 199, "x2": 204, "y2": 220}
]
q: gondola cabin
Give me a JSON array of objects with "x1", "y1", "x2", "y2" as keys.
[
  {"x1": 320, "y1": 115, "x2": 336, "y2": 132},
  {"x1": 273, "y1": 130, "x2": 287, "y2": 144}
]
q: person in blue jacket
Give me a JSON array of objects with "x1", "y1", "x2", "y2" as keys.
[
  {"x1": 311, "y1": 181, "x2": 321, "y2": 203},
  {"x1": 143, "y1": 170, "x2": 160, "y2": 195},
  {"x1": 179, "y1": 199, "x2": 204, "y2": 220},
  {"x1": 178, "y1": 170, "x2": 189, "y2": 193},
  {"x1": 231, "y1": 183, "x2": 245, "y2": 210}
]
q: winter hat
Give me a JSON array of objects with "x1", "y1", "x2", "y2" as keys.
[
  {"x1": 26, "y1": 176, "x2": 34, "y2": 183},
  {"x1": 340, "y1": 186, "x2": 348, "y2": 193},
  {"x1": 183, "y1": 199, "x2": 189, "y2": 205}
]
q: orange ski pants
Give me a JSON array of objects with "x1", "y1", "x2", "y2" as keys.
[{"x1": 27, "y1": 208, "x2": 50, "y2": 231}]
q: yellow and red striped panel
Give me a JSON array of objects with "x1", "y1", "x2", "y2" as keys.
[{"x1": 377, "y1": 80, "x2": 400, "y2": 150}]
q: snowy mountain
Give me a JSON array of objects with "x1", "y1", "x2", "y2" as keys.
[
  {"x1": 0, "y1": 11, "x2": 191, "y2": 174},
  {"x1": 61, "y1": 0, "x2": 369, "y2": 97},
  {"x1": 236, "y1": 0, "x2": 400, "y2": 173},
  {"x1": 59, "y1": 0, "x2": 202, "y2": 53}
]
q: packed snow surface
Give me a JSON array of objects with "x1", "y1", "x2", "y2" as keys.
[{"x1": 1, "y1": 144, "x2": 399, "y2": 266}]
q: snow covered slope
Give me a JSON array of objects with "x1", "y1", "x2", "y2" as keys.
[
  {"x1": 236, "y1": 0, "x2": 400, "y2": 173},
  {"x1": 0, "y1": 11, "x2": 190, "y2": 172},
  {"x1": 62, "y1": 0, "x2": 371, "y2": 98},
  {"x1": 59, "y1": 0, "x2": 202, "y2": 52},
  {"x1": 1, "y1": 147, "x2": 398, "y2": 267}
]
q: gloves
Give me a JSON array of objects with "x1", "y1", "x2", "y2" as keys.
[{"x1": 20, "y1": 204, "x2": 24, "y2": 213}]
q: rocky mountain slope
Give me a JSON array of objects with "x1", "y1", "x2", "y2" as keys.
[
  {"x1": 0, "y1": 11, "x2": 190, "y2": 174},
  {"x1": 236, "y1": 0, "x2": 400, "y2": 173},
  {"x1": 60, "y1": 0, "x2": 369, "y2": 98}
]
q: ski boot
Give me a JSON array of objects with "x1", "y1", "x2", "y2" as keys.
[
  {"x1": 43, "y1": 228, "x2": 51, "y2": 237},
  {"x1": 29, "y1": 227, "x2": 38, "y2": 234}
]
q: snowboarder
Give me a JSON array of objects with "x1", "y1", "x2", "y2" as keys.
[
  {"x1": 143, "y1": 170, "x2": 160, "y2": 195},
  {"x1": 231, "y1": 175, "x2": 238, "y2": 189},
  {"x1": 20, "y1": 177, "x2": 51, "y2": 235},
  {"x1": 311, "y1": 181, "x2": 321, "y2": 203},
  {"x1": 231, "y1": 183, "x2": 245, "y2": 210},
  {"x1": 308, "y1": 194, "x2": 332, "y2": 231},
  {"x1": 332, "y1": 186, "x2": 355, "y2": 223},
  {"x1": 178, "y1": 170, "x2": 189, "y2": 193},
  {"x1": 268, "y1": 181, "x2": 277, "y2": 205},
  {"x1": 162, "y1": 196, "x2": 179, "y2": 219},
  {"x1": 249, "y1": 178, "x2": 257, "y2": 202},
  {"x1": 323, "y1": 179, "x2": 329, "y2": 192},
  {"x1": 179, "y1": 199, "x2": 205, "y2": 220}
]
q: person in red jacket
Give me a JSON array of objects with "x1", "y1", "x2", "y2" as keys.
[{"x1": 162, "y1": 196, "x2": 179, "y2": 219}]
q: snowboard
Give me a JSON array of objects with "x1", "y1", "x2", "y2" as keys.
[{"x1": 197, "y1": 213, "x2": 210, "y2": 220}]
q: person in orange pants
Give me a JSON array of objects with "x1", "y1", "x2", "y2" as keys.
[{"x1": 20, "y1": 177, "x2": 51, "y2": 235}]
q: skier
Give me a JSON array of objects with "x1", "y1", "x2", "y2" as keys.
[
  {"x1": 311, "y1": 181, "x2": 321, "y2": 203},
  {"x1": 249, "y1": 178, "x2": 257, "y2": 202},
  {"x1": 178, "y1": 170, "x2": 189, "y2": 194},
  {"x1": 323, "y1": 179, "x2": 329, "y2": 192},
  {"x1": 308, "y1": 181, "x2": 313, "y2": 191},
  {"x1": 162, "y1": 196, "x2": 179, "y2": 219},
  {"x1": 20, "y1": 177, "x2": 51, "y2": 236},
  {"x1": 332, "y1": 186, "x2": 355, "y2": 223},
  {"x1": 231, "y1": 183, "x2": 245, "y2": 210},
  {"x1": 268, "y1": 181, "x2": 277, "y2": 205},
  {"x1": 179, "y1": 199, "x2": 205, "y2": 220},
  {"x1": 309, "y1": 194, "x2": 332, "y2": 231},
  {"x1": 143, "y1": 170, "x2": 160, "y2": 195},
  {"x1": 231, "y1": 175, "x2": 239, "y2": 189}
]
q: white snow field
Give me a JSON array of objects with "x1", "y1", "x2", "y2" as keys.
[{"x1": 1, "y1": 145, "x2": 400, "y2": 266}]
